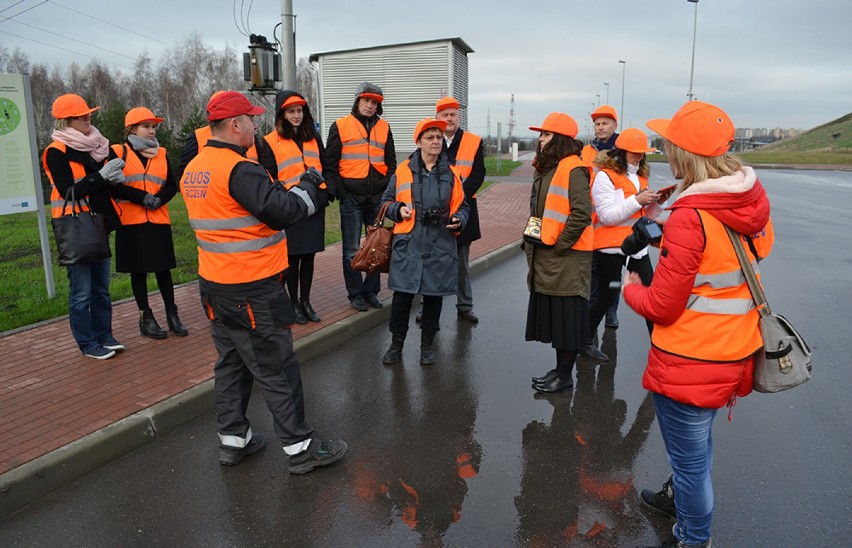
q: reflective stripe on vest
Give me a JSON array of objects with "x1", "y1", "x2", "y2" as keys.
[
  {"x1": 337, "y1": 114, "x2": 389, "y2": 178},
  {"x1": 263, "y1": 132, "x2": 323, "y2": 189},
  {"x1": 592, "y1": 167, "x2": 648, "y2": 250},
  {"x1": 392, "y1": 159, "x2": 465, "y2": 235},
  {"x1": 540, "y1": 155, "x2": 595, "y2": 250},
  {"x1": 43, "y1": 141, "x2": 90, "y2": 218},
  {"x1": 651, "y1": 209, "x2": 764, "y2": 362},
  {"x1": 181, "y1": 146, "x2": 288, "y2": 284},
  {"x1": 110, "y1": 144, "x2": 171, "y2": 225}
]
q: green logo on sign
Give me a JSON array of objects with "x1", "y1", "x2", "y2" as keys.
[{"x1": 0, "y1": 97, "x2": 22, "y2": 136}]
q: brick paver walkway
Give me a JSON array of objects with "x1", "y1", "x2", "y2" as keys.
[{"x1": 0, "y1": 181, "x2": 531, "y2": 478}]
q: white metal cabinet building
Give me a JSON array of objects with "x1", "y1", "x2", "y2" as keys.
[{"x1": 309, "y1": 37, "x2": 474, "y2": 156}]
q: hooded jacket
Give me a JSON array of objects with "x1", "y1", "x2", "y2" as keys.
[{"x1": 623, "y1": 166, "x2": 774, "y2": 408}]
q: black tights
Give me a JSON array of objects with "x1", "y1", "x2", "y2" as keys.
[
  {"x1": 556, "y1": 348, "x2": 578, "y2": 382},
  {"x1": 131, "y1": 270, "x2": 175, "y2": 311},
  {"x1": 286, "y1": 254, "x2": 316, "y2": 304}
]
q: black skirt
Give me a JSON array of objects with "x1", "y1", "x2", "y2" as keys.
[
  {"x1": 525, "y1": 291, "x2": 590, "y2": 350},
  {"x1": 114, "y1": 222, "x2": 176, "y2": 273}
]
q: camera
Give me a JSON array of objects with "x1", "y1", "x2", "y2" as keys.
[
  {"x1": 420, "y1": 208, "x2": 442, "y2": 226},
  {"x1": 620, "y1": 217, "x2": 663, "y2": 255}
]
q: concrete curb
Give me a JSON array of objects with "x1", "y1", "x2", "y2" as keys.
[{"x1": 0, "y1": 239, "x2": 523, "y2": 516}]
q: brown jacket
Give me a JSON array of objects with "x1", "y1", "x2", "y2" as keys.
[{"x1": 525, "y1": 164, "x2": 593, "y2": 299}]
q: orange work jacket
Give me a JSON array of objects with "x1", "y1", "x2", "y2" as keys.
[
  {"x1": 651, "y1": 209, "x2": 764, "y2": 362},
  {"x1": 592, "y1": 167, "x2": 648, "y2": 250},
  {"x1": 43, "y1": 141, "x2": 90, "y2": 217},
  {"x1": 181, "y1": 146, "x2": 288, "y2": 284},
  {"x1": 391, "y1": 159, "x2": 465, "y2": 235},
  {"x1": 540, "y1": 156, "x2": 595, "y2": 249},
  {"x1": 337, "y1": 114, "x2": 389, "y2": 178},
  {"x1": 110, "y1": 144, "x2": 170, "y2": 225},
  {"x1": 262, "y1": 133, "x2": 322, "y2": 189}
]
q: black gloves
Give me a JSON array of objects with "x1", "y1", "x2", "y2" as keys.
[
  {"x1": 299, "y1": 167, "x2": 329, "y2": 208},
  {"x1": 142, "y1": 193, "x2": 162, "y2": 210}
]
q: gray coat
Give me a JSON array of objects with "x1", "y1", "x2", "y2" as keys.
[{"x1": 382, "y1": 151, "x2": 470, "y2": 296}]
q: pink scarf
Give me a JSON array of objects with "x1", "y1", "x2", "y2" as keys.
[{"x1": 51, "y1": 126, "x2": 110, "y2": 162}]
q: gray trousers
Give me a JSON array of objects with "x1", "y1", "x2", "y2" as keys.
[
  {"x1": 456, "y1": 242, "x2": 473, "y2": 311},
  {"x1": 202, "y1": 277, "x2": 314, "y2": 447}
]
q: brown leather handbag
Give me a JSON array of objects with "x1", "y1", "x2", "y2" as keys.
[{"x1": 351, "y1": 201, "x2": 393, "y2": 274}]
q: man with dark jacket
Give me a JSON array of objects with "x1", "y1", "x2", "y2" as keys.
[
  {"x1": 435, "y1": 96, "x2": 485, "y2": 324},
  {"x1": 323, "y1": 82, "x2": 397, "y2": 311},
  {"x1": 181, "y1": 91, "x2": 347, "y2": 474}
]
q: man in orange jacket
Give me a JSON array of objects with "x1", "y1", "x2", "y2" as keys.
[{"x1": 181, "y1": 91, "x2": 347, "y2": 475}]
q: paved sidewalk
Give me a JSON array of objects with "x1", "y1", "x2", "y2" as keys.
[{"x1": 0, "y1": 180, "x2": 531, "y2": 514}]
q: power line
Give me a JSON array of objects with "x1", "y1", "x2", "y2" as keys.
[
  {"x1": 0, "y1": 0, "x2": 48, "y2": 23},
  {"x1": 8, "y1": 18, "x2": 137, "y2": 60},
  {"x1": 0, "y1": 0, "x2": 28, "y2": 16},
  {"x1": 46, "y1": 0, "x2": 172, "y2": 47},
  {"x1": 0, "y1": 28, "x2": 133, "y2": 70}
]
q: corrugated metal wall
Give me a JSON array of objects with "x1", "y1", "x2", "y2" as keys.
[{"x1": 315, "y1": 40, "x2": 471, "y2": 156}]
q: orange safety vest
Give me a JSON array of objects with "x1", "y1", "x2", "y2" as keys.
[
  {"x1": 592, "y1": 167, "x2": 648, "y2": 250},
  {"x1": 262, "y1": 132, "x2": 322, "y2": 189},
  {"x1": 580, "y1": 144, "x2": 598, "y2": 168},
  {"x1": 391, "y1": 159, "x2": 465, "y2": 235},
  {"x1": 42, "y1": 141, "x2": 90, "y2": 217},
  {"x1": 451, "y1": 131, "x2": 482, "y2": 198},
  {"x1": 197, "y1": 125, "x2": 257, "y2": 160},
  {"x1": 181, "y1": 145, "x2": 288, "y2": 284},
  {"x1": 540, "y1": 156, "x2": 595, "y2": 249},
  {"x1": 652, "y1": 209, "x2": 765, "y2": 362},
  {"x1": 337, "y1": 114, "x2": 389, "y2": 178},
  {"x1": 110, "y1": 144, "x2": 171, "y2": 225}
]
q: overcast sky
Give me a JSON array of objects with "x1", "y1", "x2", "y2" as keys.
[{"x1": 2, "y1": 0, "x2": 850, "y2": 138}]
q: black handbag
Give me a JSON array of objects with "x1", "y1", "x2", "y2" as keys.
[
  {"x1": 51, "y1": 186, "x2": 111, "y2": 266},
  {"x1": 724, "y1": 225, "x2": 812, "y2": 393}
]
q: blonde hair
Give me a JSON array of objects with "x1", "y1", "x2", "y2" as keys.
[
  {"x1": 54, "y1": 118, "x2": 70, "y2": 131},
  {"x1": 665, "y1": 141, "x2": 742, "y2": 190}
]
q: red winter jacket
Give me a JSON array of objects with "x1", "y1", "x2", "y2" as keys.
[{"x1": 623, "y1": 167, "x2": 773, "y2": 409}]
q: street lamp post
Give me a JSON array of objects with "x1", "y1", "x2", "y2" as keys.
[
  {"x1": 687, "y1": 0, "x2": 699, "y2": 100},
  {"x1": 618, "y1": 60, "x2": 626, "y2": 124},
  {"x1": 596, "y1": 94, "x2": 601, "y2": 107},
  {"x1": 603, "y1": 82, "x2": 610, "y2": 104}
]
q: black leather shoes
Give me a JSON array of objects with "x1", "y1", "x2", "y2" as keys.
[
  {"x1": 292, "y1": 303, "x2": 308, "y2": 324},
  {"x1": 166, "y1": 308, "x2": 189, "y2": 337},
  {"x1": 350, "y1": 295, "x2": 368, "y2": 312},
  {"x1": 301, "y1": 300, "x2": 321, "y2": 322},
  {"x1": 457, "y1": 310, "x2": 479, "y2": 324},
  {"x1": 219, "y1": 434, "x2": 267, "y2": 466},
  {"x1": 578, "y1": 343, "x2": 609, "y2": 362},
  {"x1": 365, "y1": 293, "x2": 383, "y2": 309},
  {"x1": 532, "y1": 377, "x2": 574, "y2": 394},
  {"x1": 139, "y1": 310, "x2": 167, "y2": 339},
  {"x1": 531, "y1": 369, "x2": 558, "y2": 384}
]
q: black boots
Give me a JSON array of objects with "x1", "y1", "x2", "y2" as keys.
[
  {"x1": 140, "y1": 309, "x2": 167, "y2": 339},
  {"x1": 301, "y1": 300, "x2": 321, "y2": 322},
  {"x1": 420, "y1": 332, "x2": 437, "y2": 365},
  {"x1": 166, "y1": 306, "x2": 189, "y2": 336},
  {"x1": 382, "y1": 333, "x2": 406, "y2": 364},
  {"x1": 292, "y1": 302, "x2": 308, "y2": 325}
]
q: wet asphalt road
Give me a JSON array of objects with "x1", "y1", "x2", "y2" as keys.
[{"x1": 1, "y1": 169, "x2": 850, "y2": 547}]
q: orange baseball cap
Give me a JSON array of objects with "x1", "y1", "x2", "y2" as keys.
[
  {"x1": 615, "y1": 128, "x2": 654, "y2": 154},
  {"x1": 591, "y1": 105, "x2": 618, "y2": 122},
  {"x1": 124, "y1": 107, "x2": 164, "y2": 128},
  {"x1": 206, "y1": 91, "x2": 265, "y2": 121},
  {"x1": 646, "y1": 100, "x2": 735, "y2": 157},
  {"x1": 52, "y1": 94, "x2": 99, "y2": 119},
  {"x1": 529, "y1": 112, "x2": 579, "y2": 138},
  {"x1": 281, "y1": 95, "x2": 307, "y2": 109},
  {"x1": 436, "y1": 96, "x2": 460, "y2": 113},
  {"x1": 413, "y1": 118, "x2": 448, "y2": 143}
]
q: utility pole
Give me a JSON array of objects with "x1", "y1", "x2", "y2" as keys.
[
  {"x1": 507, "y1": 94, "x2": 516, "y2": 145},
  {"x1": 687, "y1": 0, "x2": 700, "y2": 100},
  {"x1": 603, "y1": 82, "x2": 610, "y2": 104},
  {"x1": 281, "y1": 0, "x2": 296, "y2": 90}
]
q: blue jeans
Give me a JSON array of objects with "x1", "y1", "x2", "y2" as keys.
[
  {"x1": 653, "y1": 392, "x2": 717, "y2": 545},
  {"x1": 66, "y1": 258, "x2": 114, "y2": 353},
  {"x1": 339, "y1": 193, "x2": 381, "y2": 300}
]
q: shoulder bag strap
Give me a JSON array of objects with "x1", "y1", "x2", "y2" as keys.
[
  {"x1": 724, "y1": 224, "x2": 771, "y2": 316},
  {"x1": 375, "y1": 200, "x2": 393, "y2": 227}
]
